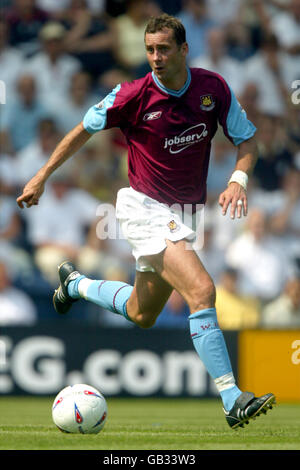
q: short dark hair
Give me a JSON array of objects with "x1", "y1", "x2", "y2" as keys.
[{"x1": 144, "y1": 14, "x2": 186, "y2": 46}]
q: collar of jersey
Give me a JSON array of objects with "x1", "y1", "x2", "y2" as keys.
[{"x1": 151, "y1": 67, "x2": 191, "y2": 97}]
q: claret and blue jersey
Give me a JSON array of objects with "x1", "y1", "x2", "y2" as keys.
[{"x1": 83, "y1": 67, "x2": 256, "y2": 207}]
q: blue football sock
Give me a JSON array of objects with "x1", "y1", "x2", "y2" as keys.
[
  {"x1": 67, "y1": 275, "x2": 85, "y2": 299},
  {"x1": 219, "y1": 384, "x2": 242, "y2": 412},
  {"x1": 189, "y1": 307, "x2": 242, "y2": 411},
  {"x1": 68, "y1": 277, "x2": 133, "y2": 322}
]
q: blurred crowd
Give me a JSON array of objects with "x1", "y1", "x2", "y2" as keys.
[{"x1": 0, "y1": 0, "x2": 300, "y2": 329}]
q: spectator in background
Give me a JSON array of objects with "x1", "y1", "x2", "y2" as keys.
[
  {"x1": 36, "y1": 0, "x2": 106, "y2": 17},
  {"x1": 225, "y1": 208, "x2": 294, "y2": 303},
  {"x1": 70, "y1": 131, "x2": 117, "y2": 201},
  {"x1": 62, "y1": 0, "x2": 115, "y2": 80},
  {"x1": 197, "y1": 209, "x2": 226, "y2": 283},
  {"x1": 253, "y1": 114, "x2": 293, "y2": 191},
  {"x1": 247, "y1": 165, "x2": 300, "y2": 229},
  {"x1": 155, "y1": 290, "x2": 190, "y2": 328},
  {"x1": 5, "y1": 0, "x2": 49, "y2": 57},
  {"x1": 261, "y1": 277, "x2": 300, "y2": 328},
  {"x1": 243, "y1": 32, "x2": 300, "y2": 117},
  {"x1": 15, "y1": 118, "x2": 61, "y2": 186},
  {"x1": 0, "y1": 261, "x2": 37, "y2": 325},
  {"x1": 0, "y1": 19, "x2": 24, "y2": 105},
  {"x1": 206, "y1": 196, "x2": 246, "y2": 254},
  {"x1": 0, "y1": 193, "x2": 22, "y2": 264},
  {"x1": 191, "y1": 27, "x2": 245, "y2": 98},
  {"x1": 270, "y1": 0, "x2": 300, "y2": 55},
  {"x1": 226, "y1": 19, "x2": 256, "y2": 62},
  {"x1": 23, "y1": 21, "x2": 81, "y2": 105},
  {"x1": 268, "y1": 167, "x2": 300, "y2": 264},
  {"x1": 111, "y1": 0, "x2": 151, "y2": 76},
  {"x1": 0, "y1": 74, "x2": 48, "y2": 153},
  {"x1": 105, "y1": 0, "x2": 128, "y2": 18},
  {"x1": 152, "y1": 0, "x2": 182, "y2": 16},
  {"x1": 236, "y1": 0, "x2": 289, "y2": 54},
  {"x1": 206, "y1": 131, "x2": 236, "y2": 204},
  {"x1": 97, "y1": 67, "x2": 134, "y2": 97},
  {"x1": 0, "y1": 196, "x2": 33, "y2": 281},
  {"x1": 206, "y1": 0, "x2": 242, "y2": 27},
  {"x1": 83, "y1": 0, "x2": 106, "y2": 15},
  {"x1": 23, "y1": 171, "x2": 103, "y2": 285},
  {"x1": 238, "y1": 82, "x2": 260, "y2": 127},
  {"x1": 269, "y1": 167, "x2": 300, "y2": 237},
  {"x1": 46, "y1": 71, "x2": 98, "y2": 134},
  {"x1": 285, "y1": 100, "x2": 300, "y2": 157},
  {"x1": 35, "y1": 0, "x2": 70, "y2": 17},
  {"x1": 177, "y1": 0, "x2": 217, "y2": 61},
  {"x1": 88, "y1": 202, "x2": 136, "y2": 290},
  {"x1": 215, "y1": 267, "x2": 260, "y2": 330},
  {"x1": 0, "y1": 153, "x2": 19, "y2": 196},
  {"x1": 0, "y1": 155, "x2": 34, "y2": 280}
]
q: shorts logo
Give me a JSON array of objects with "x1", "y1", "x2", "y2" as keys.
[
  {"x1": 200, "y1": 95, "x2": 215, "y2": 111},
  {"x1": 143, "y1": 111, "x2": 162, "y2": 121},
  {"x1": 167, "y1": 220, "x2": 180, "y2": 232}
]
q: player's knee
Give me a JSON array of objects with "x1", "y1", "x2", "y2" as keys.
[{"x1": 188, "y1": 277, "x2": 216, "y2": 312}]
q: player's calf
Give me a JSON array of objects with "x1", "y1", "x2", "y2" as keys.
[
  {"x1": 129, "y1": 311, "x2": 159, "y2": 329},
  {"x1": 187, "y1": 276, "x2": 216, "y2": 313},
  {"x1": 54, "y1": 261, "x2": 135, "y2": 323}
]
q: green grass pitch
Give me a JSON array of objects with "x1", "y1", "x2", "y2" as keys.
[{"x1": 0, "y1": 397, "x2": 299, "y2": 450}]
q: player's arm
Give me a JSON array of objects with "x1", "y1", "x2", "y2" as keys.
[
  {"x1": 17, "y1": 122, "x2": 91, "y2": 209},
  {"x1": 218, "y1": 136, "x2": 257, "y2": 219},
  {"x1": 217, "y1": 77, "x2": 258, "y2": 220}
]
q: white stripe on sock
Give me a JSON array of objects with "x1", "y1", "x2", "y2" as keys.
[
  {"x1": 214, "y1": 372, "x2": 236, "y2": 392},
  {"x1": 78, "y1": 278, "x2": 93, "y2": 299}
]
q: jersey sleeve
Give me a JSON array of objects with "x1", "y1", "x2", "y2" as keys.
[
  {"x1": 218, "y1": 79, "x2": 256, "y2": 146},
  {"x1": 83, "y1": 82, "x2": 136, "y2": 134}
]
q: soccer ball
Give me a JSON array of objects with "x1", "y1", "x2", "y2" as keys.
[{"x1": 52, "y1": 384, "x2": 108, "y2": 434}]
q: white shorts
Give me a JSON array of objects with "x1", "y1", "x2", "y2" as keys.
[{"x1": 115, "y1": 187, "x2": 204, "y2": 272}]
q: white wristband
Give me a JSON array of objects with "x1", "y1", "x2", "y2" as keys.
[{"x1": 228, "y1": 170, "x2": 248, "y2": 191}]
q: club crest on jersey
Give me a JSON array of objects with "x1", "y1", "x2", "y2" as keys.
[
  {"x1": 143, "y1": 111, "x2": 162, "y2": 121},
  {"x1": 167, "y1": 220, "x2": 180, "y2": 233},
  {"x1": 200, "y1": 94, "x2": 215, "y2": 111}
]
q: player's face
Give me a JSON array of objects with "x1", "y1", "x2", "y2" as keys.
[{"x1": 145, "y1": 28, "x2": 188, "y2": 89}]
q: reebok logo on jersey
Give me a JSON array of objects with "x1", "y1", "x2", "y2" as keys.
[
  {"x1": 163, "y1": 123, "x2": 208, "y2": 154},
  {"x1": 143, "y1": 111, "x2": 162, "y2": 121}
]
